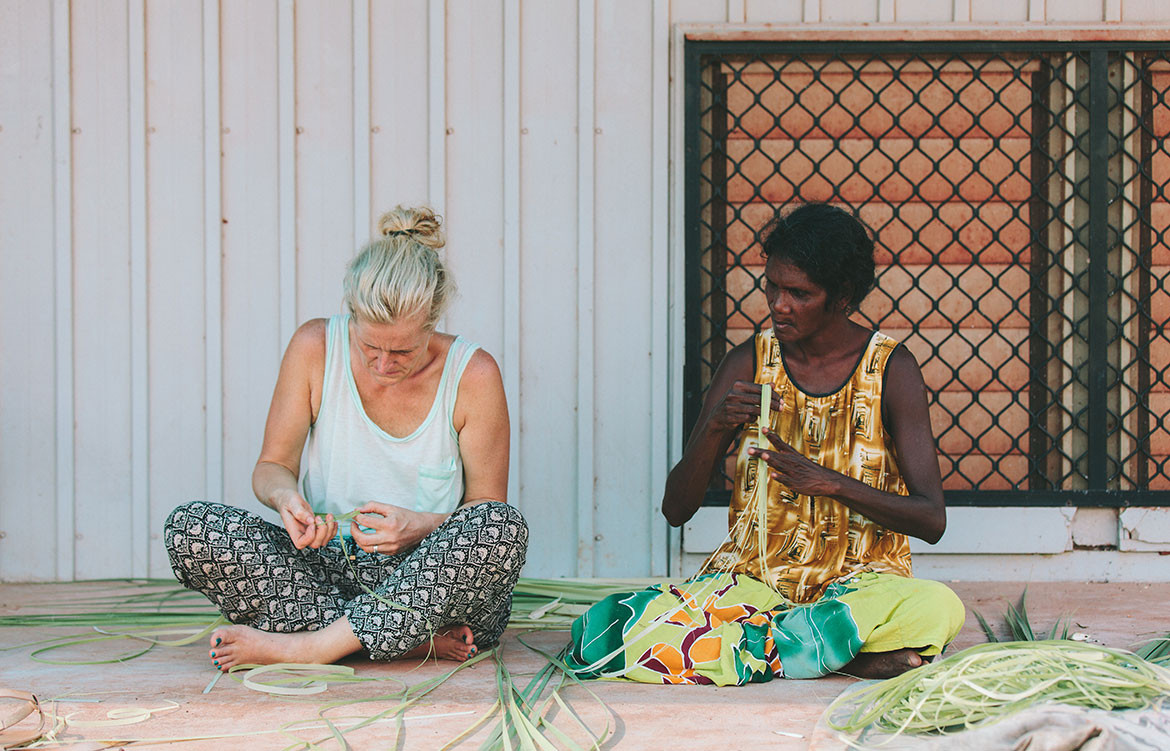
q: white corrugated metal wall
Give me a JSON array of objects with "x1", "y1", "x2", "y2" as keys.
[{"x1": 2, "y1": 0, "x2": 1170, "y2": 582}]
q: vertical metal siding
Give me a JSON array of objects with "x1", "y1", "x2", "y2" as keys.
[
  {"x1": 220, "y1": 0, "x2": 284, "y2": 538},
  {"x1": 0, "y1": 0, "x2": 57, "y2": 580},
  {"x1": 51, "y1": 0, "x2": 76, "y2": 581},
  {"x1": 144, "y1": 0, "x2": 211, "y2": 578},
  {"x1": 517, "y1": 0, "x2": 581, "y2": 576},
  {"x1": 69, "y1": 0, "x2": 135, "y2": 579},
  {"x1": 5, "y1": 0, "x2": 1170, "y2": 581},
  {"x1": 592, "y1": 0, "x2": 655, "y2": 576}
]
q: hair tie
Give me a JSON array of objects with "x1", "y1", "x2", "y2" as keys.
[{"x1": 384, "y1": 228, "x2": 411, "y2": 238}]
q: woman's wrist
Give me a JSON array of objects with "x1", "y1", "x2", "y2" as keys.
[
  {"x1": 270, "y1": 487, "x2": 304, "y2": 514},
  {"x1": 411, "y1": 510, "x2": 447, "y2": 541},
  {"x1": 697, "y1": 415, "x2": 735, "y2": 446}
]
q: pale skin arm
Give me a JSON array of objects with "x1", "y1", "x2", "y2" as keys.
[
  {"x1": 217, "y1": 332, "x2": 508, "y2": 669},
  {"x1": 348, "y1": 349, "x2": 510, "y2": 554},
  {"x1": 252, "y1": 318, "x2": 338, "y2": 549},
  {"x1": 749, "y1": 346, "x2": 946, "y2": 543}
]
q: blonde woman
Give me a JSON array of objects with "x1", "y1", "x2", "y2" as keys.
[{"x1": 165, "y1": 206, "x2": 527, "y2": 671}]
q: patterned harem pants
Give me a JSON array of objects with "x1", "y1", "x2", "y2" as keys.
[{"x1": 164, "y1": 500, "x2": 529, "y2": 660}]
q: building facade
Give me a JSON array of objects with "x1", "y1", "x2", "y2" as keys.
[{"x1": 2, "y1": 0, "x2": 1169, "y2": 581}]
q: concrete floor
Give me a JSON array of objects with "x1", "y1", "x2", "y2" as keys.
[{"x1": 2, "y1": 580, "x2": 1170, "y2": 750}]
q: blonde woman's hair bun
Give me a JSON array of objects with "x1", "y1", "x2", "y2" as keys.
[
  {"x1": 378, "y1": 205, "x2": 445, "y2": 250},
  {"x1": 344, "y1": 204, "x2": 455, "y2": 329}
]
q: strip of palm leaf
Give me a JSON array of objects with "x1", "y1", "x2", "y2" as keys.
[
  {"x1": 974, "y1": 588, "x2": 1070, "y2": 643},
  {"x1": 1136, "y1": 632, "x2": 1170, "y2": 664}
]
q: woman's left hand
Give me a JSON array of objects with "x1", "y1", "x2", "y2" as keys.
[
  {"x1": 349, "y1": 502, "x2": 441, "y2": 555},
  {"x1": 748, "y1": 428, "x2": 841, "y2": 497}
]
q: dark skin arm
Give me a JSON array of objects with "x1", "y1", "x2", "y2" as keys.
[
  {"x1": 748, "y1": 345, "x2": 946, "y2": 543},
  {"x1": 661, "y1": 341, "x2": 762, "y2": 527}
]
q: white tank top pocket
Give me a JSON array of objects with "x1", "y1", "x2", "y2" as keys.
[
  {"x1": 415, "y1": 457, "x2": 460, "y2": 513},
  {"x1": 303, "y1": 314, "x2": 479, "y2": 518}
]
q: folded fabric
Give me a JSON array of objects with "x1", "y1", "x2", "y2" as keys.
[{"x1": 565, "y1": 570, "x2": 964, "y2": 685}]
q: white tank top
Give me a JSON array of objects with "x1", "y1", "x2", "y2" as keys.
[{"x1": 301, "y1": 314, "x2": 479, "y2": 518}]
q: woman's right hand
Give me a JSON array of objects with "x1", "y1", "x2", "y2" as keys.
[
  {"x1": 704, "y1": 381, "x2": 774, "y2": 435},
  {"x1": 275, "y1": 490, "x2": 337, "y2": 550}
]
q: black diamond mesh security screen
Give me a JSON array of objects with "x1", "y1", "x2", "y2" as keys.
[{"x1": 684, "y1": 42, "x2": 1170, "y2": 506}]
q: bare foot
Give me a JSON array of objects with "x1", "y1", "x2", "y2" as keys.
[
  {"x1": 401, "y1": 624, "x2": 477, "y2": 662},
  {"x1": 841, "y1": 648, "x2": 925, "y2": 679},
  {"x1": 209, "y1": 625, "x2": 323, "y2": 671},
  {"x1": 208, "y1": 617, "x2": 363, "y2": 672}
]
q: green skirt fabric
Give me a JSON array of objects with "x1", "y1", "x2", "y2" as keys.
[{"x1": 565, "y1": 571, "x2": 964, "y2": 685}]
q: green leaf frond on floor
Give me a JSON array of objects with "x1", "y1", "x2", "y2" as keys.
[
  {"x1": 0, "y1": 577, "x2": 663, "y2": 656},
  {"x1": 973, "y1": 587, "x2": 1072, "y2": 643},
  {"x1": 0, "y1": 577, "x2": 648, "y2": 749},
  {"x1": 826, "y1": 640, "x2": 1170, "y2": 742},
  {"x1": 1136, "y1": 632, "x2": 1170, "y2": 665}
]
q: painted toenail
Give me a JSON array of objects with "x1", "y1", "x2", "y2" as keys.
[
  {"x1": 211, "y1": 652, "x2": 216, "y2": 657},
  {"x1": 215, "y1": 638, "x2": 221, "y2": 645},
  {"x1": 214, "y1": 661, "x2": 220, "y2": 666}
]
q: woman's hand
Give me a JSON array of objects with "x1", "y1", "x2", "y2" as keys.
[
  {"x1": 275, "y1": 490, "x2": 337, "y2": 550},
  {"x1": 749, "y1": 428, "x2": 841, "y2": 497},
  {"x1": 349, "y1": 502, "x2": 443, "y2": 555},
  {"x1": 661, "y1": 341, "x2": 758, "y2": 527},
  {"x1": 704, "y1": 381, "x2": 781, "y2": 438}
]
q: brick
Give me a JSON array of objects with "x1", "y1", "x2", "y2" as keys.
[
  {"x1": 862, "y1": 265, "x2": 927, "y2": 329},
  {"x1": 863, "y1": 262, "x2": 1031, "y2": 330},
  {"x1": 720, "y1": 255, "x2": 1032, "y2": 333},
  {"x1": 863, "y1": 201, "x2": 1032, "y2": 265},
  {"x1": 1148, "y1": 278, "x2": 1169, "y2": 324},
  {"x1": 928, "y1": 400, "x2": 954, "y2": 442},
  {"x1": 1152, "y1": 71, "x2": 1170, "y2": 138},
  {"x1": 1154, "y1": 152, "x2": 1170, "y2": 195},
  {"x1": 726, "y1": 137, "x2": 1032, "y2": 205},
  {"x1": 939, "y1": 327, "x2": 1031, "y2": 393},
  {"x1": 727, "y1": 67, "x2": 1033, "y2": 142},
  {"x1": 719, "y1": 199, "x2": 1007, "y2": 263},
  {"x1": 939, "y1": 453, "x2": 1029, "y2": 490},
  {"x1": 1152, "y1": 395, "x2": 1170, "y2": 456},
  {"x1": 723, "y1": 202, "x2": 777, "y2": 256},
  {"x1": 881, "y1": 326, "x2": 1030, "y2": 392},
  {"x1": 1150, "y1": 203, "x2": 1170, "y2": 265},
  {"x1": 725, "y1": 200, "x2": 1031, "y2": 267},
  {"x1": 858, "y1": 285, "x2": 896, "y2": 325},
  {"x1": 727, "y1": 325, "x2": 755, "y2": 348},
  {"x1": 943, "y1": 263, "x2": 1031, "y2": 327},
  {"x1": 726, "y1": 265, "x2": 766, "y2": 329},
  {"x1": 1151, "y1": 337, "x2": 1170, "y2": 391},
  {"x1": 933, "y1": 391, "x2": 1031, "y2": 456}
]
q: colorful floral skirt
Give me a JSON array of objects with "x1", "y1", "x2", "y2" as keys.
[{"x1": 564, "y1": 571, "x2": 964, "y2": 685}]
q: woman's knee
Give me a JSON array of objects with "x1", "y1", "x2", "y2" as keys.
[
  {"x1": 493, "y1": 502, "x2": 529, "y2": 548},
  {"x1": 164, "y1": 500, "x2": 214, "y2": 555},
  {"x1": 917, "y1": 579, "x2": 966, "y2": 643},
  {"x1": 458, "y1": 502, "x2": 528, "y2": 544},
  {"x1": 450, "y1": 501, "x2": 529, "y2": 572},
  {"x1": 486, "y1": 502, "x2": 529, "y2": 564},
  {"x1": 164, "y1": 500, "x2": 257, "y2": 557}
]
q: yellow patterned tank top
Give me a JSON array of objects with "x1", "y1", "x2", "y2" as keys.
[{"x1": 703, "y1": 328, "x2": 913, "y2": 604}]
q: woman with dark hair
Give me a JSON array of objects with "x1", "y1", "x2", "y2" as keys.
[{"x1": 566, "y1": 203, "x2": 963, "y2": 684}]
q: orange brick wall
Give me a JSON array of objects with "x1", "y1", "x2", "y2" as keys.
[
  {"x1": 704, "y1": 54, "x2": 1170, "y2": 492},
  {"x1": 1148, "y1": 69, "x2": 1170, "y2": 488}
]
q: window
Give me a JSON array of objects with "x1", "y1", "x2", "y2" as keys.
[{"x1": 685, "y1": 42, "x2": 1170, "y2": 506}]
